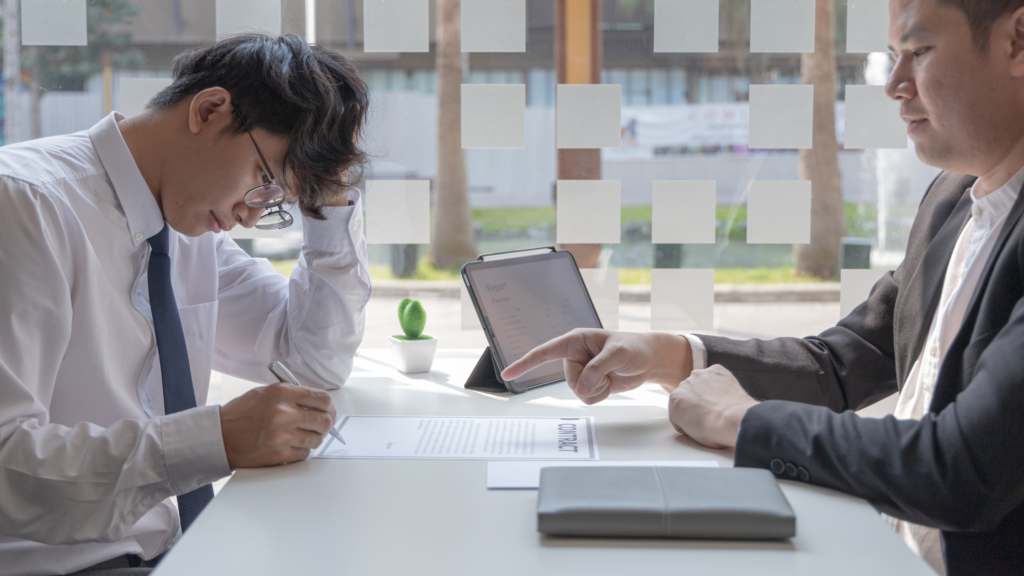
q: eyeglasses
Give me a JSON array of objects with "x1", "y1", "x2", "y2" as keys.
[{"x1": 236, "y1": 110, "x2": 294, "y2": 230}]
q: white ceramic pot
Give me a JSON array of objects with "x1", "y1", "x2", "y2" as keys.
[{"x1": 389, "y1": 335, "x2": 439, "y2": 374}]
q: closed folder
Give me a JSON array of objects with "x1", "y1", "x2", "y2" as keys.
[{"x1": 537, "y1": 466, "x2": 796, "y2": 539}]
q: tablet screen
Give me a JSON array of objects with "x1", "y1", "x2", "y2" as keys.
[{"x1": 463, "y1": 251, "x2": 603, "y2": 391}]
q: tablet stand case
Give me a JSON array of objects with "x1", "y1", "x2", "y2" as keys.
[
  {"x1": 537, "y1": 467, "x2": 796, "y2": 540},
  {"x1": 464, "y1": 346, "x2": 507, "y2": 393},
  {"x1": 463, "y1": 247, "x2": 559, "y2": 394}
]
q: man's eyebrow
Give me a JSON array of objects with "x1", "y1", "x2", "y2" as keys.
[{"x1": 892, "y1": 25, "x2": 929, "y2": 49}]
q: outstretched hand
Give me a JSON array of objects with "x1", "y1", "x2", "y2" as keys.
[{"x1": 501, "y1": 329, "x2": 694, "y2": 405}]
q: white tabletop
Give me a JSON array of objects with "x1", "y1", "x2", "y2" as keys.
[{"x1": 154, "y1": 349, "x2": 934, "y2": 576}]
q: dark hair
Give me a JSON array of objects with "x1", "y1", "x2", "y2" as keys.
[
  {"x1": 148, "y1": 34, "x2": 369, "y2": 220},
  {"x1": 938, "y1": 0, "x2": 1024, "y2": 50}
]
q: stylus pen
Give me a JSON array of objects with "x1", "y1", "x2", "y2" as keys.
[{"x1": 268, "y1": 361, "x2": 346, "y2": 445}]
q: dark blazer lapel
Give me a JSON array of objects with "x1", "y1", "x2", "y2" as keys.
[
  {"x1": 957, "y1": 181, "x2": 1024, "y2": 335},
  {"x1": 897, "y1": 191, "x2": 974, "y2": 386},
  {"x1": 932, "y1": 181, "x2": 1024, "y2": 409}
]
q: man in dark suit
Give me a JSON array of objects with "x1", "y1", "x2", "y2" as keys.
[{"x1": 502, "y1": 1, "x2": 1024, "y2": 574}]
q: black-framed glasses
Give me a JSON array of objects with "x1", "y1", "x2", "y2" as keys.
[{"x1": 236, "y1": 110, "x2": 294, "y2": 230}]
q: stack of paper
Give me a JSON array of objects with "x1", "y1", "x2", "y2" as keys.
[{"x1": 314, "y1": 416, "x2": 599, "y2": 460}]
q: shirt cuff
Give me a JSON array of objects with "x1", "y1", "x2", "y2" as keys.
[
  {"x1": 162, "y1": 405, "x2": 232, "y2": 496},
  {"x1": 683, "y1": 334, "x2": 708, "y2": 370},
  {"x1": 302, "y1": 189, "x2": 363, "y2": 253}
]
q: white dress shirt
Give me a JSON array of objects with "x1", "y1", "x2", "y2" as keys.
[
  {"x1": 688, "y1": 168, "x2": 1023, "y2": 575},
  {"x1": 0, "y1": 113, "x2": 371, "y2": 575}
]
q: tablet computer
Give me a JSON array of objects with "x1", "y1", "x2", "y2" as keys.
[{"x1": 461, "y1": 248, "x2": 603, "y2": 393}]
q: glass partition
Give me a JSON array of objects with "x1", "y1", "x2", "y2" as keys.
[{"x1": 0, "y1": 0, "x2": 940, "y2": 340}]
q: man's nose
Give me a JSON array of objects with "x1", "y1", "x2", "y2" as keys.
[
  {"x1": 885, "y1": 56, "x2": 916, "y2": 102},
  {"x1": 236, "y1": 203, "x2": 263, "y2": 228}
]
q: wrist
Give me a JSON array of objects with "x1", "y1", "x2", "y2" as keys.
[
  {"x1": 218, "y1": 404, "x2": 245, "y2": 470},
  {"x1": 163, "y1": 406, "x2": 232, "y2": 490},
  {"x1": 723, "y1": 400, "x2": 758, "y2": 447},
  {"x1": 647, "y1": 332, "x2": 692, "y2": 386}
]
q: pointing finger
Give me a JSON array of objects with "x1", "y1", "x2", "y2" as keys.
[{"x1": 501, "y1": 333, "x2": 578, "y2": 380}]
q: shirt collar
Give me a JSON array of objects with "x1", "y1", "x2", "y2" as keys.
[
  {"x1": 969, "y1": 165, "x2": 1024, "y2": 229},
  {"x1": 89, "y1": 112, "x2": 165, "y2": 249}
]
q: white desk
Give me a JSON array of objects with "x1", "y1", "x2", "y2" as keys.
[{"x1": 154, "y1": 350, "x2": 934, "y2": 575}]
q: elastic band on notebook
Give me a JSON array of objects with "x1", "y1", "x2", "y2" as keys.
[{"x1": 652, "y1": 467, "x2": 669, "y2": 537}]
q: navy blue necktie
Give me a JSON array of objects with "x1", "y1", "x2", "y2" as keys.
[{"x1": 148, "y1": 224, "x2": 214, "y2": 532}]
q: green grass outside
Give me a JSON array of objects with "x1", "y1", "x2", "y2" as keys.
[
  {"x1": 473, "y1": 203, "x2": 878, "y2": 242},
  {"x1": 274, "y1": 260, "x2": 828, "y2": 285},
  {"x1": 271, "y1": 259, "x2": 299, "y2": 277},
  {"x1": 272, "y1": 203, "x2": 876, "y2": 284}
]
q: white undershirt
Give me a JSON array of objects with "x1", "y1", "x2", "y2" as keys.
[{"x1": 687, "y1": 167, "x2": 1024, "y2": 575}]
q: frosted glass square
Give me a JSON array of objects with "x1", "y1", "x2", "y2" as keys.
[
  {"x1": 21, "y1": 0, "x2": 86, "y2": 46},
  {"x1": 746, "y1": 181, "x2": 811, "y2": 244},
  {"x1": 578, "y1": 268, "x2": 620, "y2": 330},
  {"x1": 750, "y1": 0, "x2": 815, "y2": 53},
  {"x1": 365, "y1": 180, "x2": 431, "y2": 244},
  {"x1": 119, "y1": 78, "x2": 172, "y2": 118},
  {"x1": 840, "y1": 268, "x2": 889, "y2": 318},
  {"x1": 651, "y1": 269, "x2": 714, "y2": 331},
  {"x1": 847, "y1": 0, "x2": 889, "y2": 53},
  {"x1": 364, "y1": 0, "x2": 429, "y2": 53},
  {"x1": 462, "y1": 84, "x2": 526, "y2": 148},
  {"x1": 652, "y1": 180, "x2": 716, "y2": 244},
  {"x1": 653, "y1": 0, "x2": 719, "y2": 53},
  {"x1": 462, "y1": 0, "x2": 525, "y2": 52},
  {"x1": 556, "y1": 85, "x2": 622, "y2": 149},
  {"x1": 844, "y1": 85, "x2": 907, "y2": 149},
  {"x1": 749, "y1": 84, "x2": 813, "y2": 149},
  {"x1": 216, "y1": 0, "x2": 282, "y2": 38},
  {"x1": 556, "y1": 180, "x2": 621, "y2": 244}
]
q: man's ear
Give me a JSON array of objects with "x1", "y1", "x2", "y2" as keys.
[
  {"x1": 187, "y1": 88, "x2": 233, "y2": 135},
  {"x1": 1008, "y1": 7, "x2": 1024, "y2": 75}
]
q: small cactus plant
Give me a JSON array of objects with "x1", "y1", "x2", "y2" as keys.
[{"x1": 395, "y1": 298, "x2": 432, "y2": 340}]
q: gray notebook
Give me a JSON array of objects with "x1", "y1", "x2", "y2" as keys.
[{"x1": 537, "y1": 466, "x2": 796, "y2": 540}]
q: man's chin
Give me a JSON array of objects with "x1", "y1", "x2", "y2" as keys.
[
  {"x1": 166, "y1": 220, "x2": 209, "y2": 238},
  {"x1": 909, "y1": 137, "x2": 954, "y2": 172}
]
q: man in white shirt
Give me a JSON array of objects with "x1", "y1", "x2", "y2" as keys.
[
  {"x1": 0, "y1": 35, "x2": 371, "y2": 574},
  {"x1": 504, "y1": 1, "x2": 1024, "y2": 574}
]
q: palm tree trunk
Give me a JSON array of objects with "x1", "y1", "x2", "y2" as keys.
[
  {"x1": 3, "y1": 0, "x2": 22, "y2": 144},
  {"x1": 28, "y1": 46, "x2": 41, "y2": 139},
  {"x1": 795, "y1": 0, "x2": 847, "y2": 279},
  {"x1": 555, "y1": 0, "x2": 603, "y2": 269},
  {"x1": 430, "y1": 0, "x2": 477, "y2": 269}
]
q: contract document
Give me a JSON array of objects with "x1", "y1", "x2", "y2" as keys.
[{"x1": 313, "y1": 416, "x2": 598, "y2": 460}]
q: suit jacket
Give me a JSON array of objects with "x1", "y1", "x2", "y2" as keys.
[{"x1": 701, "y1": 172, "x2": 1024, "y2": 575}]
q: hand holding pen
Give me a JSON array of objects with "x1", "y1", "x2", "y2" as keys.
[{"x1": 268, "y1": 361, "x2": 346, "y2": 445}]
